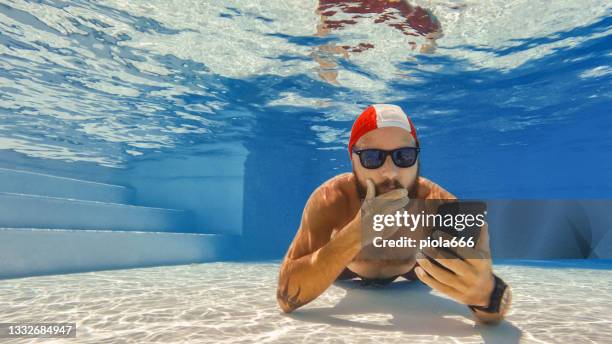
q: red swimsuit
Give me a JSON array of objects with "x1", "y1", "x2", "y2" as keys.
[{"x1": 317, "y1": 0, "x2": 440, "y2": 36}]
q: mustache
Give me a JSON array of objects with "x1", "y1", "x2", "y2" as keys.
[
  {"x1": 353, "y1": 162, "x2": 420, "y2": 200},
  {"x1": 356, "y1": 178, "x2": 406, "y2": 200},
  {"x1": 375, "y1": 179, "x2": 404, "y2": 193}
]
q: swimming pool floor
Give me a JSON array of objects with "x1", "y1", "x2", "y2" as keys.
[{"x1": 1, "y1": 262, "x2": 611, "y2": 343}]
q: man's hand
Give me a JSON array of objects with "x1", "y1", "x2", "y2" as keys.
[
  {"x1": 414, "y1": 224, "x2": 495, "y2": 308},
  {"x1": 359, "y1": 178, "x2": 410, "y2": 246}
]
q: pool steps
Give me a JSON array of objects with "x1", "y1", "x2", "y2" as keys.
[
  {"x1": 0, "y1": 228, "x2": 237, "y2": 280},
  {"x1": 0, "y1": 192, "x2": 195, "y2": 233},
  {"x1": 0, "y1": 167, "x2": 234, "y2": 279},
  {"x1": 0, "y1": 167, "x2": 134, "y2": 203}
]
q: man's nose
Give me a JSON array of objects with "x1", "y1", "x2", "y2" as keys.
[{"x1": 379, "y1": 154, "x2": 399, "y2": 179}]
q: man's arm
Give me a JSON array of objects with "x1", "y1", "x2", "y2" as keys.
[
  {"x1": 276, "y1": 186, "x2": 362, "y2": 313},
  {"x1": 415, "y1": 222, "x2": 512, "y2": 324},
  {"x1": 468, "y1": 221, "x2": 512, "y2": 324},
  {"x1": 277, "y1": 178, "x2": 410, "y2": 313}
]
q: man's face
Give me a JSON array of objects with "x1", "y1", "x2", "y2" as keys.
[{"x1": 352, "y1": 126, "x2": 420, "y2": 199}]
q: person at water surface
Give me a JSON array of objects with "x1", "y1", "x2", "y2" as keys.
[
  {"x1": 313, "y1": 0, "x2": 443, "y2": 84},
  {"x1": 277, "y1": 104, "x2": 512, "y2": 324}
]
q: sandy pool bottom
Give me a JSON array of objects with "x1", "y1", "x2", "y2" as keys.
[{"x1": 1, "y1": 261, "x2": 611, "y2": 343}]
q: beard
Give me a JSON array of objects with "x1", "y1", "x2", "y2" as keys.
[{"x1": 353, "y1": 162, "x2": 420, "y2": 200}]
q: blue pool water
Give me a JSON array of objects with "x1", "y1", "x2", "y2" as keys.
[
  {"x1": 1, "y1": 1, "x2": 610, "y2": 192},
  {"x1": 0, "y1": 1, "x2": 611, "y2": 261}
]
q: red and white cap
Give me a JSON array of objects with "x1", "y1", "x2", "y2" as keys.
[{"x1": 348, "y1": 104, "x2": 419, "y2": 157}]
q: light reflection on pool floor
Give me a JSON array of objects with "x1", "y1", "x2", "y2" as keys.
[{"x1": 1, "y1": 262, "x2": 611, "y2": 343}]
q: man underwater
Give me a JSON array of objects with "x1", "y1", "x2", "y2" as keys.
[{"x1": 277, "y1": 104, "x2": 511, "y2": 324}]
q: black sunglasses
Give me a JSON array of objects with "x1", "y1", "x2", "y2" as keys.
[{"x1": 353, "y1": 147, "x2": 420, "y2": 169}]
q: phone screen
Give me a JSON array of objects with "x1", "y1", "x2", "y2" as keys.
[{"x1": 422, "y1": 201, "x2": 487, "y2": 268}]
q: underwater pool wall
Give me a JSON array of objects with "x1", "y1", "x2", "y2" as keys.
[
  {"x1": 2, "y1": 140, "x2": 612, "y2": 280},
  {"x1": 241, "y1": 138, "x2": 343, "y2": 259},
  {"x1": 0, "y1": 144, "x2": 245, "y2": 280},
  {"x1": 241, "y1": 144, "x2": 612, "y2": 260},
  {"x1": 125, "y1": 143, "x2": 247, "y2": 236}
]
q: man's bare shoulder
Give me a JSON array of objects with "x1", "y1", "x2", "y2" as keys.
[
  {"x1": 310, "y1": 172, "x2": 356, "y2": 204},
  {"x1": 306, "y1": 173, "x2": 358, "y2": 218}
]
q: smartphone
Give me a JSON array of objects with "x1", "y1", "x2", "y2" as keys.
[
  {"x1": 434, "y1": 201, "x2": 487, "y2": 244},
  {"x1": 422, "y1": 201, "x2": 487, "y2": 268}
]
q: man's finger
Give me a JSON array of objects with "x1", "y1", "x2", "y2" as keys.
[
  {"x1": 381, "y1": 196, "x2": 410, "y2": 214},
  {"x1": 415, "y1": 267, "x2": 463, "y2": 301},
  {"x1": 378, "y1": 188, "x2": 408, "y2": 200},
  {"x1": 365, "y1": 178, "x2": 376, "y2": 201},
  {"x1": 421, "y1": 247, "x2": 477, "y2": 278},
  {"x1": 416, "y1": 253, "x2": 466, "y2": 289}
]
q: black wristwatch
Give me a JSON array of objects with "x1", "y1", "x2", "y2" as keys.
[{"x1": 469, "y1": 274, "x2": 510, "y2": 314}]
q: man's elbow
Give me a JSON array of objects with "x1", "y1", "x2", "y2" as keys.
[
  {"x1": 277, "y1": 296, "x2": 296, "y2": 313},
  {"x1": 276, "y1": 277, "x2": 305, "y2": 313}
]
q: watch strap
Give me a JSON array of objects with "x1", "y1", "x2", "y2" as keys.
[{"x1": 469, "y1": 274, "x2": 508, "y2": 314}]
